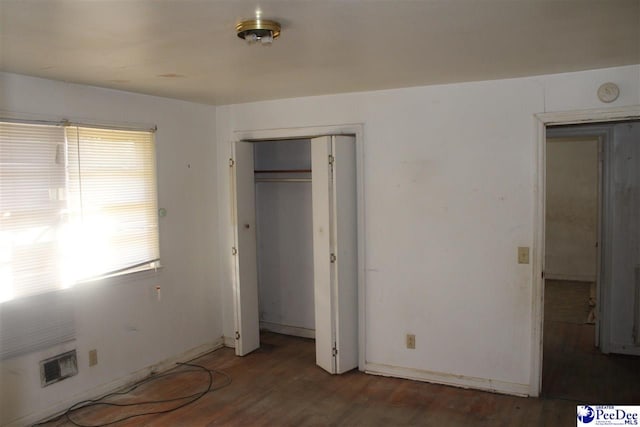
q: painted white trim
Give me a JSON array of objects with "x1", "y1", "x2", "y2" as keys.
[
  {"x1": 233, "y1": 123, "x2": 367, "y2": 372},
  {"x1": 536, "y1": 106, "x2": 640, "y2": 126},
  {"x1": 608, "y1": 343, "x2": 640, "y2": 354},
  {"x1": 234, "y1": 123, "x2": 364, "y2": 142},
  {"x1": 260, "y1": 321, "x2": 316, "y2": 339},
  {"x1": 530, "y1": 115, "x2": 546, "y2": 398},
  {"x1": 18, "y1": 339, "x2": 224, "y2": 427},
  {"x1": 365, "y1": 362, "x2": 530, "y2": 397},
  {"x1": 0, "y1": 109, "x2": 157, "y2": 133},
  {"x1": 531, "y1": 105, "x2": 640, "y2": 397}
]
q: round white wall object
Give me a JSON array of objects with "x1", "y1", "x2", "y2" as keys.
[{"x1": 597, "y1": 82, "x2": 620, "y2": 103}]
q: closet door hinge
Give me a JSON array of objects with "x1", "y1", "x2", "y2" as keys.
[
  {"x1": 229, "y1": 158, "x2": 235, "y2": 167},
  {"x1": 328, "y1": 155, "x2": 335, "y2": 166},
  {"x1": 330, "y1": 253, "x2": 336, "y2": 263},
  {"x1": 235, "y1": 331, "x2": 240, "y2": 340},
  {"x1": 231, "y1": 247, "x2": 237, "y2": 256},
  {"x1": 332, "y1": 344, "x2": 338, "y2": 357}
]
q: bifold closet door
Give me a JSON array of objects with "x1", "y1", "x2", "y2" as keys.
[
  {"x1": 603, "y1": 121, "x2": 640, "y2": 356},
  {"x1": 311, "y1": 135, "x2": 358, "y2": 374},
  {"x1": 231, "y1": 141, "x2": 260, "y2": 356}
]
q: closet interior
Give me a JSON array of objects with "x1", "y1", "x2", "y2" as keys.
[{"x1": 253, "y1": 139, "x2": 315, "y2": 339}]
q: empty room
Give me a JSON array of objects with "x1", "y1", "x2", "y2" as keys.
[{"x1": 0, "y1": 1, "x2": 639, "y2": 426}]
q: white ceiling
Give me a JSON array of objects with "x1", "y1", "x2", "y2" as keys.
[{"x1": 1, "y1": 0, "x2": 638, "y2": 105}]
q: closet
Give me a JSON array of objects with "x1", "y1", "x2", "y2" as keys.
[
  {"x1": 253, "y1": 140, "x2": 315, "y2": 339},
  {"x1": 231, "y1": 135, "x2": 358, "y2": 374}
]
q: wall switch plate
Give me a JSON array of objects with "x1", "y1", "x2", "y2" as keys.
[
  {"x1": 89, "y1": 349, "x2": 98, "y2": 367},
  {"x1": 406, "y1": 334, "x2": 416, "y2": 349},
  {"x1": 518, "y1": 247, "x2": 530, "y2": 264}
]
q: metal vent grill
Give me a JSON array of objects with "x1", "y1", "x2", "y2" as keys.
[{"x1": 40, "y1": 350, "x2": 78, "y2": 387}]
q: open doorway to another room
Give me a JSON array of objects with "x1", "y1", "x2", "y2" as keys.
[{"x1": 542, "y1": 121, "x2": 640, "y2": 403}]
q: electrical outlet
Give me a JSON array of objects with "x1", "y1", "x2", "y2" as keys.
[
  {"x1": 406, "y1": 334, "x2": 416, "y2": 349},
  {"x1": 89, "y1": 349, "x2": 98, "y2": 367},
  {"x1": 517, "y1": 246, "x2": 530, "y2": 264}
]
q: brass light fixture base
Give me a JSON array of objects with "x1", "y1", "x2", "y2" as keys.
[{"x1": 236, "y1": 19, "x2": 281, "y2": 41}]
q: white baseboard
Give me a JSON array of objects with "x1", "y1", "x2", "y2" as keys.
[
  {"x1": 364, "y1": 362, "x2": 530, "y2": 397},
  {"x1": 223, "y1": 335, "x2": 236, "y2": 348},
  {"x1": 545, "y1": 273, "x2": 596, "y2": 282},
  {"x1": 15, "y1": 338, "x2": 224, "y2": 427},
  {"x1": 260, "y1": 321, "x2": 315, "y2": 339},
  {"x1": 606, "y1": 342, "x2": 640, "y2": 356}
]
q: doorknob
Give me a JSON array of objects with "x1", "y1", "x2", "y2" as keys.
[{"x1": 244, "y1": 224, "x2": 250, "y2": 229}]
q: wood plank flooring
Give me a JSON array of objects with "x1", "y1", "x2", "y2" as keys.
[
  {"x1": 39, "y1": 332, "x2": 581, "y2": 427},
  {"x1": 542, "y1": 320, "x2": 640, "y2": 403},
  {"x1": 37, "y1": 281, "x2": 640, "y2": 427},
  {"x1": 542, "y1": 280, "x2": 640, "y2": 403}
]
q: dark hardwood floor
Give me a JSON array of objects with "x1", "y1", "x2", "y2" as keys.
[
  {"x1": 36, "y1": 283, "x2": 640, "y2": 427},
  {"x1": 542, "y1": 320, "x2": 640, "y2": 403},
  {"x1": 39, "y1": 332, "x2": 582, "y2": 427},
  {"x1": 542, "y1": 280, "x2": 640, "y2": 403}
]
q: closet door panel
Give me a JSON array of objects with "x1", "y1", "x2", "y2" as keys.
[
  {"x1": 311, "y1": 136, "x2": 335, "y2": 373},
  {"x1": 332, "y1": 135, "x2": 358, "y2": 373},
  {"x1": 604, "y1": 122, "x2": 640, "y2": 355},
  {"x1": 232, "y1": 141, "x2": 260, "y2": 356}
]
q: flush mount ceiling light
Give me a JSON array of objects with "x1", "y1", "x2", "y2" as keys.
[{"x1": 236, "y1": 19, "x2": 281, "y2": 45}]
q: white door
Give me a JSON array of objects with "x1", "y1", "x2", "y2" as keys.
[
  {"x1": 231, "y1": 141, "x2": 260, "y2": 356},
  {"x1": 311, "y1": 135, "x2": 358, "y2": 374},
  {"x1": 602, "y1": 121, "x2": 640, "y2": 355}
]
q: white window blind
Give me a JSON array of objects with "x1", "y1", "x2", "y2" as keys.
[
  {"x1": 63, "y1": 126, "x2": 160, "y2": 283},
  {"x1": 0, "y1": 122, "x2": 67, "y2": 302},
  {"x1": 0, "y1": 121, "x2": 159, "y2": 359}
]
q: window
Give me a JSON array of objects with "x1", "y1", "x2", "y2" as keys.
[{"x1": 0, "y1": 121, "x2": 159, "y2": 303}]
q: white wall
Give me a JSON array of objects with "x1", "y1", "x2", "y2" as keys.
[
  {"x1": 216, "y1": 65, "x2": 640, "y2": 395},
  {"x1": 545, "y1": 138, "x2": 599, "y2": 281},
  {"x1": 0, "y1": 72, "x2": 221, "y2": 426}
]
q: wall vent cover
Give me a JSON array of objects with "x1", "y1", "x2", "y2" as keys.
[{"x1": 40, "y1": 350, "x2": 78, "y2": 387}]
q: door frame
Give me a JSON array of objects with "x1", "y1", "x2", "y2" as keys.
[
  {"x1": 231, "y1": 123, "x2": 366, "y2": 370},
  {"x1": 531, "y1": 105, "x2": 640, "y2": 396}
]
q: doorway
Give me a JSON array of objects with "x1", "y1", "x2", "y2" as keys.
[
  {"x1": 253, "y1": 139, "x2": 315, "y2": 340},
  {"x1": 541, "y1": 120, "x2": 640, "y2": 402},
  {"x1": 230, "y1": 131, "x2": 363, "y2": 375}
]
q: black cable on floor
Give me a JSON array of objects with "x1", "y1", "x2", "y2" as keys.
[{"x1": 33, "y1": 361, "x2": 232, "y2": 427}]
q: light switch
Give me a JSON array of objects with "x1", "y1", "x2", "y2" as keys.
[
  {"x1": 406, "y1": 334, "x2": 416, "y2": 349},
  {"x1": 518, "y1": 247, "x2": 530, "y2": 264}
]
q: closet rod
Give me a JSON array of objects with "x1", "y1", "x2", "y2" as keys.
[
  {"x1": 254, "y1": 169, "x2": 311, "y2": 174},
  {"x1": 255, "y1": 178, "x2": 312, "y2": 183}
]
